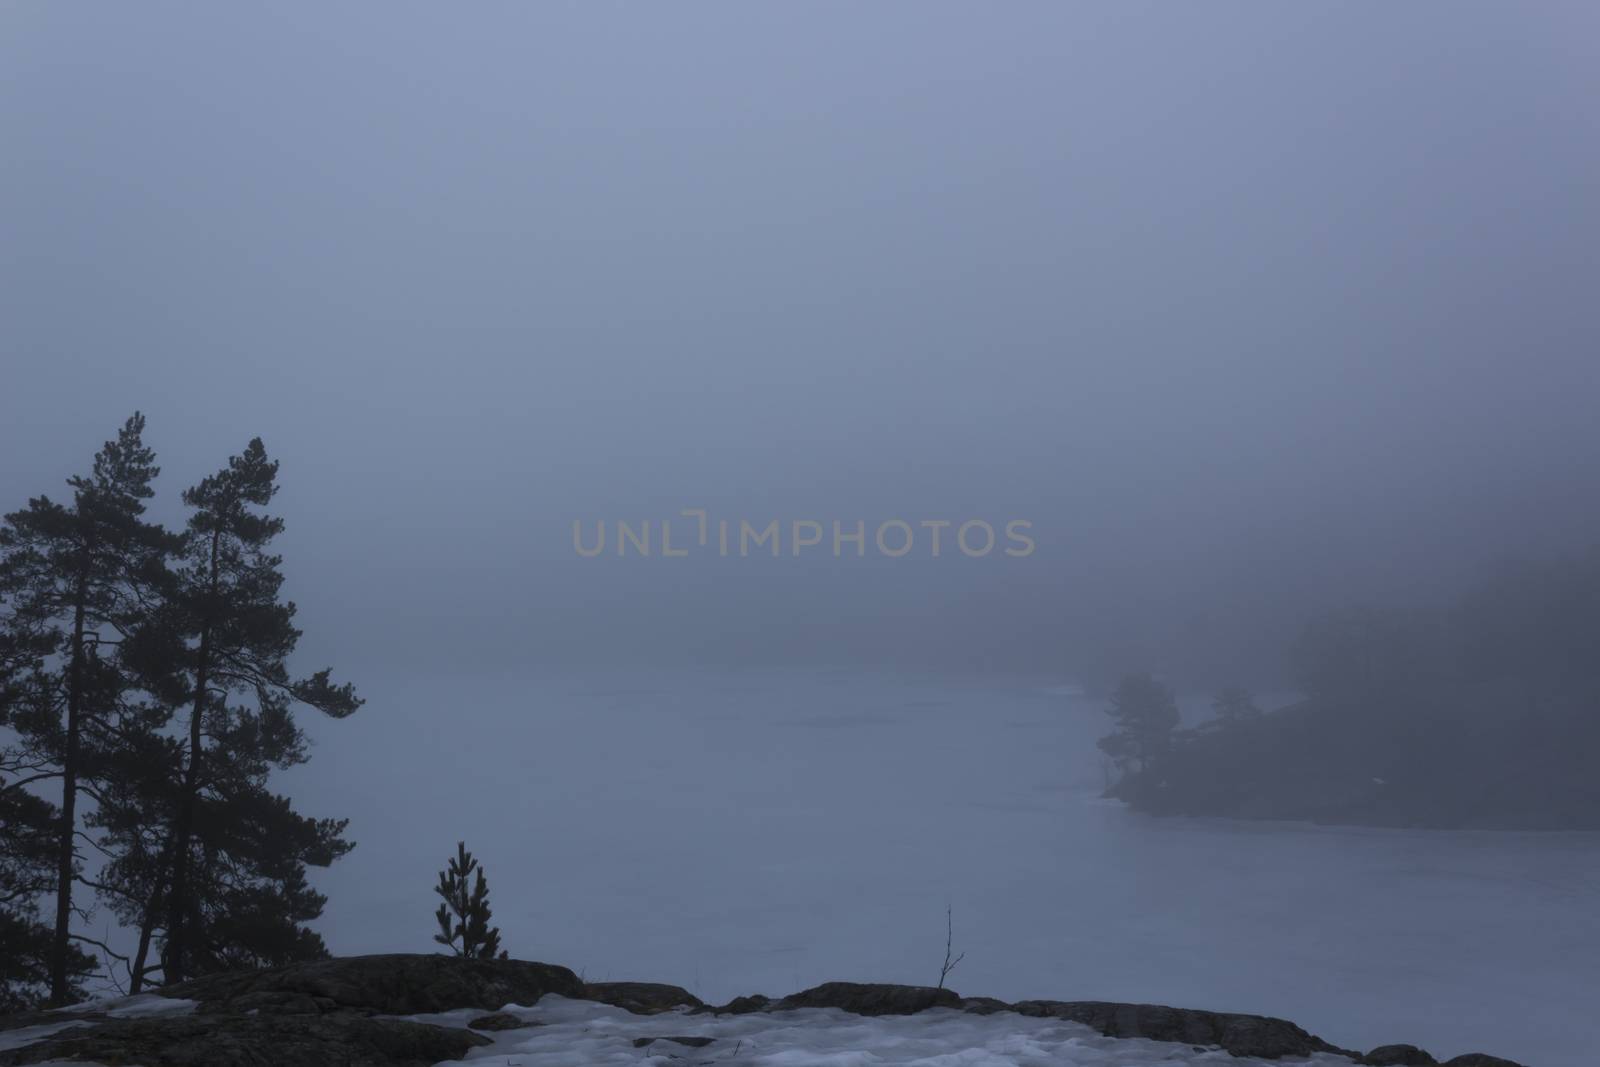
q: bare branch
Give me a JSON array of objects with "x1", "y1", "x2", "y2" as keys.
[{"x1": 937, "y1": 904, "x2": 965, "y2": 991}]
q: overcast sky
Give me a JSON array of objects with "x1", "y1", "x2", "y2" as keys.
[{"x1": 3, "y1": 2, "x2": 1597, "y2": 684}]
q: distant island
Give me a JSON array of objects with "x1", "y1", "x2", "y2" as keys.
[{"x1": 1098, "y1": 547, "x2": 1600, "y2": 831}]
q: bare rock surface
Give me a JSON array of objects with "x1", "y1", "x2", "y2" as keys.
[
  {"x1": 1008, "y1": 998, "x2": 1350, "y2": 1059},
  {"x1": 164, "y1": 952, "x2": 582, "y2": 1015},
  {"x1": 777, "y1": 981, "x2": 961, "y2": 1016},
  {"x1": 0, "y1": 1012, "x2": 487, "y2": 1067},
  {"x1": 1361, "y1": 1044, "x2": 1438, "y2": 1065},
  {"x1": 581, "y1": 980, "x2": 703, "y2": 1014},
  {"x1": 466, "y1": 1010, "x2": 544, "y2": 1031},
  {"x1": 632, "y1": 1034, "x2": 717, "y2": 1048},
  {"x1": 694, "y1": 992, "x2": 771, "y2": 1015}
]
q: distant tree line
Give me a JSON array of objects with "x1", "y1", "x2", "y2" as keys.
[
  {"x1": 1099, "y1": 545, "x2": 1600, "y2": 827},
  {"x1": 0, "y1": 415, "x2": 361, "y2": 1009}
]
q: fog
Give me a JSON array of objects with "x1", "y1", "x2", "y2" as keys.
[
  {"x1": 3, "y1": 4, "x2": 1600, "y2": 1064},
  {"x1": 4, "y1": 2, "x2": 1598, "y2": 684}
]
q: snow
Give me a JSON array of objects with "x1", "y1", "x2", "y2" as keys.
[
  {"x1": 2, "y1": 994, "x2": 1357, "y2": 1067},
  {"x1": 0, "y1": 1020, "x2": 94, "y2": 1055},
  {"x1": 0, "y1": 993, "x2": 195, "y2": 1058},
  {"x1": 39, "y1": 991, "x2": 197, "y2": 1019},
  {"x1": 401, "y1": 996, "x2": 1360, "y2": 1067},
  {"x1": 105, "y1": 993, "x2": 198, "y2": 1018}
]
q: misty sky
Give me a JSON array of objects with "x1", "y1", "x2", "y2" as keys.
[{"x1": 3, "y1": 3, "x2": 1597, "y2": 683}]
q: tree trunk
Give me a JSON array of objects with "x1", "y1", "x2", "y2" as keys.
[
  {"x1": 164, "y1": 627, "x2": 207, "y2": 985},
  {"x1": 165, "y1": 527, "x2": 220, "y2": 985},
  {"x1": 128, "y1": 896, "x2": 158, "y2": 995},
  {"x1": 48, "y1": 577, "x2": 88, "y2": 1006}
]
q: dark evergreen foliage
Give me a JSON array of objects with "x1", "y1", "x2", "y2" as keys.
[
  {"x1": 1118, "y1": 547, "x2": 1600, "y2": 828},
  {"x1": 432, "y1": 842, "x2": 508, "y2": 961},
  {"x1": 0, "y1": 784, "x2": 97, "y2": 1010},
  {"x1": 1097, "y1": 671, "x2": 1180, "y2": 776},
  {"x1": 155, "y1": 437, "x2": 362, "y2": 983},
  {"x1": 0, "y1": 419, "x2": 363, "y2": 1000},
  {"x1": 0, "y1": 414, "x2": 173, "y2": 1004}
]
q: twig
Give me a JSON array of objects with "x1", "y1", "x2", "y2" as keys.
[{"x1": 937, "y1": 905, "x2": 965, "y2": 990}]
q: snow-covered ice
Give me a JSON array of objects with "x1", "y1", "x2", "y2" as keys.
[
  {"x1": 277, "y1": 667, "x2": 1600, "y2": 1065},
  {"x1": 403, "y1": 996, "x2": 1360, "y2": 1067}
]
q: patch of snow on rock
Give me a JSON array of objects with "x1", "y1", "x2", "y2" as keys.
[{"x1": 403, "y1": 995, "x2": 1361, "y2": 1067}]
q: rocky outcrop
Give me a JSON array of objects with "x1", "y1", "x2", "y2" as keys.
[
  {"x1": 956, "y1": 995, "x2": 1011, "y2": 1015},
  {"x1": 777, "y1": 981, "x2": 961, "y2": 1016},
  {"x1": 466, "y1": 1011, "x2": 543, "y2": 1031},
  {"x1": 633, "y1": 1035, "x2": 716, "y2": 1048},
  {"x1": 0, "y1": 955, "x2": 576, "y2": 1067},
  {"x1": 695, "y1": 992, "x2": 772, "y2": 1015},
  {"x1": 1007, "y1": 999, "x2": 1346, "y2": 1060},
  {"x1": 697, "y1": 984, "x2": 1526, "y2": 1065},
  {"x1": 692, "y1": 984, "x2": 1344, "y2": 1058},
  {"x1": 0, "y1": 1012, "x2": 487, "y2": 1067},
  {"x1": 1361, "y1": 1044, "x2": 1437, "y2": 1065},
  {"x1": 0, "y1": 956, "x2": 1534, "y2": 1067},
  {"x1": 581, "y1": 981, "x2": 703, "y2": 1014},
  {"x1": 164, "y1": 952, "x2": 582, "y2": 1015}
]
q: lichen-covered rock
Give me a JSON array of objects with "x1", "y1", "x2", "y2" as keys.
[
  {"x1": 778, "y1": 982, "x2": 961, "y2": 1016},
  {"x1": 1007, "y1": 999, "x2": 1349, "y2": 1060},
  {"x1": 161, "y1": 953, "x2": 582, "y2": 1016},
  {"x1": 0, "y1": 1012, "x2": 488, "y2": 1067},
  {"x1": 581, "y1": 981, "x2": 703, "y2": 1014}
]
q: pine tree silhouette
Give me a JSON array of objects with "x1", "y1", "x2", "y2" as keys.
[{"x1": 432, "y1": 842, "x2": 507, "y2": 960}]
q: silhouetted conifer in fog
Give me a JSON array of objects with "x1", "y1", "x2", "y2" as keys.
[
  {"x1": 0, "y1": 781, "x2": 96, "y2": 1009},
  {"x1": 1097, "y1": 671, "x2": 1180, "y2": 777},
  {"x1": 433, "y1": 842, "x2": 507, "y2": 960},
  {"x1": 153, "y1": 438, "x2": 362, "y2": 983},
  {"x1": 2, "y1": 611, "x2": 97, "y2": 1009},
  {"x1": 0, "y1": 414, "x2": 173, "y2": 1005}
]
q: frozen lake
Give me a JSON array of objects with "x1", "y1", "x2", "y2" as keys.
[{"x1": 288, "y1": 668, "x2": 1600, "y2": 1065}]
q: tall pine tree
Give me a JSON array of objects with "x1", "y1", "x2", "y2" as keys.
[
  {"x1": 0, "y1": 414, "x2": 173, "y2": 1005},
  {"x1": 160, "y1": 438, "x2": 361, "y2": 982}
]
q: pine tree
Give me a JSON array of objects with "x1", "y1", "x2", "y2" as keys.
[
  {"x1": 1097, "y1": 671, "x2": 1181, "y2": 776},
  {"x1": 80, "y1": 720, "x2": 182, "y2": 994},
  {"x1": 0, "y1": 778, "x2": 97, "y2": 1010},
  {"x1": 0, "y1": 414, "x2": 174, "y2": 1005},
  {"x1": 432, "y1": 842, "x2": 507, "y2": 960},
  {"x1": 159, "y1": 438, "x2": 361, "y2": 983},
  {"x1": 2, "y1": 618, "x2": 97, "y2": 1007}
]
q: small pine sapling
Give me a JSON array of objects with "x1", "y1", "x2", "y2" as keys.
[{"x1": 432, "y1": 842, "x2": 508, "y2": 960}]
